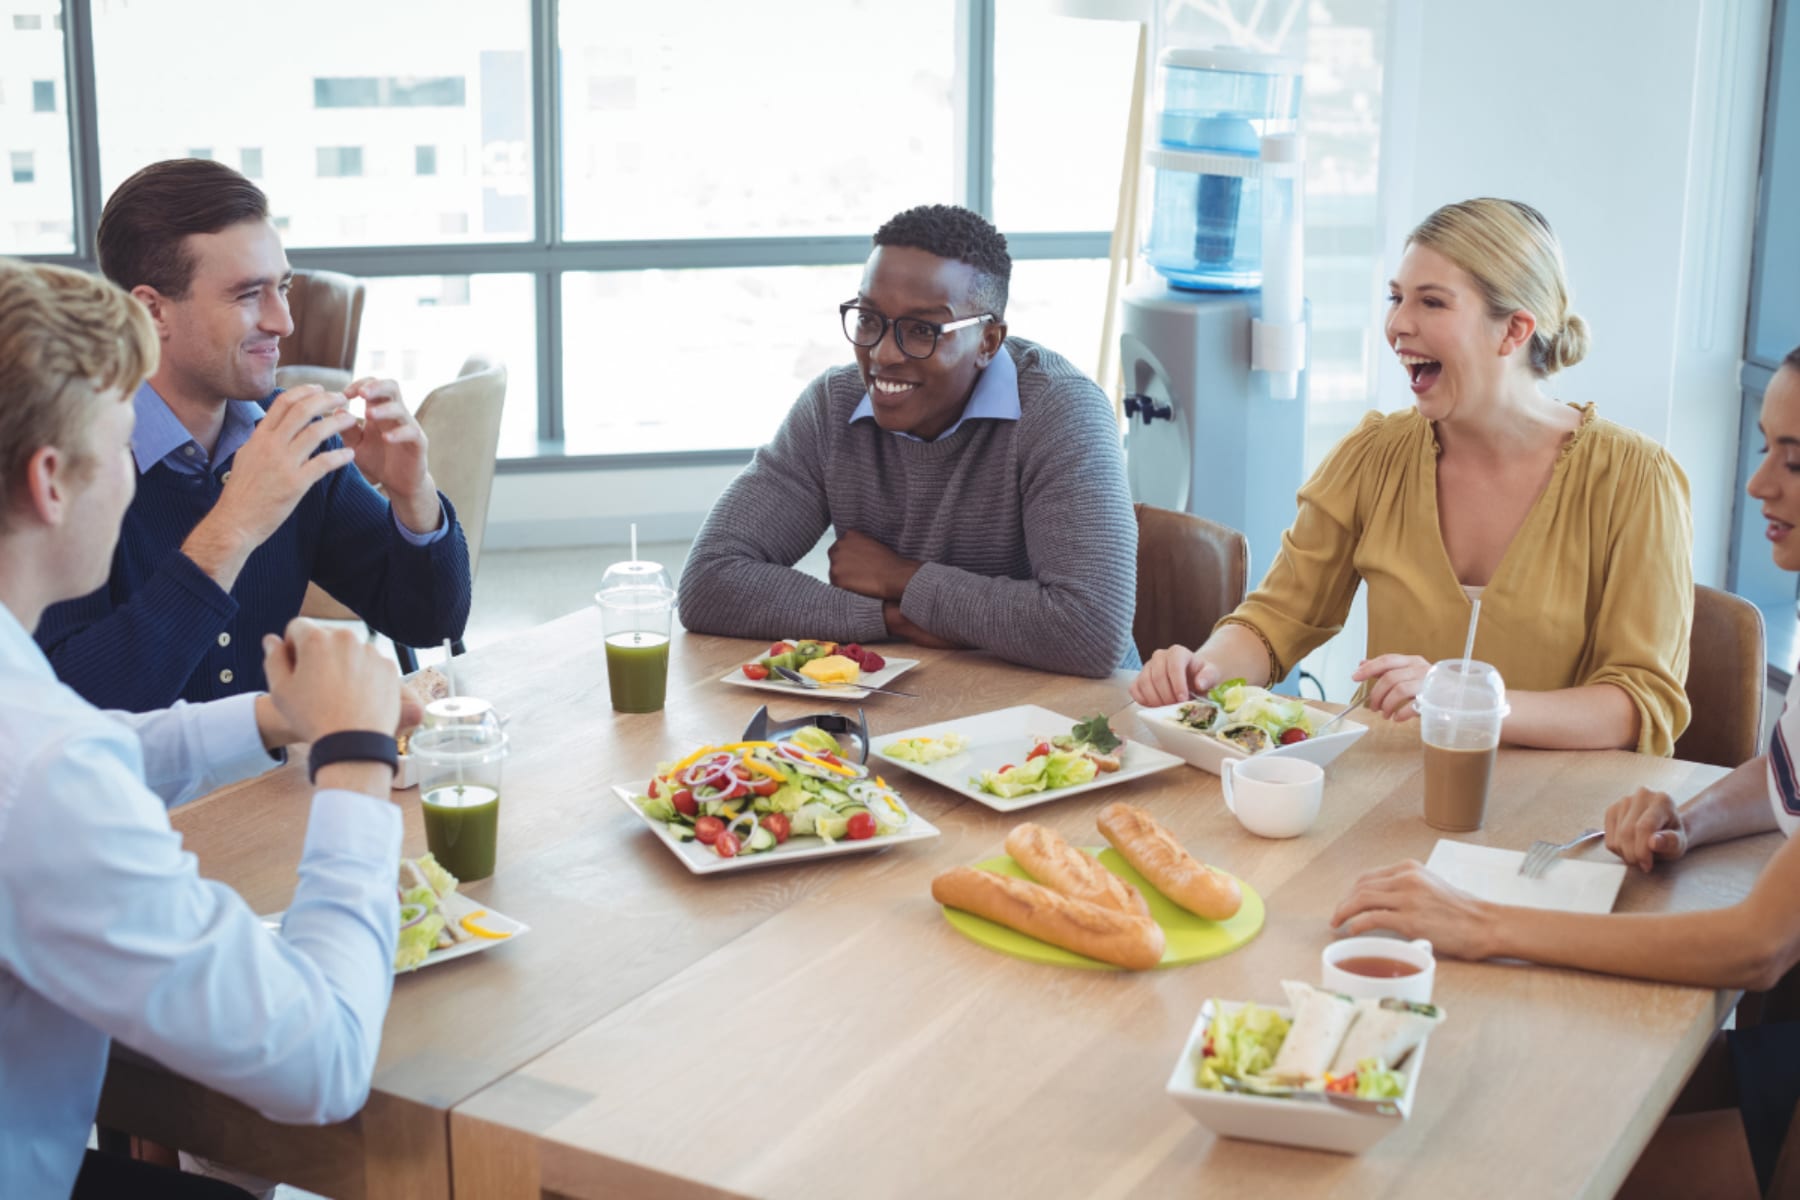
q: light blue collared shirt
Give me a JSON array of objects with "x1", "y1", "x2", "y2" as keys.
[
  {"x1": 131, "y1": 382, "x2": 448, "y2": 546},
  {"x1": 0, "y1": 602, "x2": 403, "y2": 1198},
  {"x1": 848, "y1": 345, "x2": 1020, "y2": 441}
]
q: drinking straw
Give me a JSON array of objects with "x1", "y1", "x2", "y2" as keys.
[
  {"x1": 1454, "y1": 598, "x2": 1482, "y2": 709},
  {"x1": 631, "y1": 521, "x2": 639, "y2": 564},
  {"x1": 440, "y1": 636, "x2": 463, "y2": 791},
  {"x1": 1460, "y1": 598, "x2": 1482, "y2": 670}
]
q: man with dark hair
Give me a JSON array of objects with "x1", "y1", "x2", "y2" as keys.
[
  {"x1": 35, "y1": 159, "x2": 471, "y2": 710},
  {"x1": 679, "y1": 204, "x2": 1137, "y2": 676}
]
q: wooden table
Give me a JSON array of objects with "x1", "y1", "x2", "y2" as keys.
[{"x1": 100, "y1": 613, "x2": 1779, "y2": 1199}]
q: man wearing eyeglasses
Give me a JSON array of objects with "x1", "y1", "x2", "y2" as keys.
[{"x1": 679, "y1": 205, "x2": 1137, "y2": 677}]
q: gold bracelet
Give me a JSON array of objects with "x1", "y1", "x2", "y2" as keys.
[{"x1": 1215, "y1": 617, "x2": 1285, "y2": 684}]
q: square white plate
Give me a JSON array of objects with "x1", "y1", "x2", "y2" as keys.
[
  {"x1": 264, "y1": 889, "x2": 529, "y2": 974},
  {"x1": 1134, "y1": 700, "x2": 1369, "y2": 777},
  {"x1": 1166, "y1": 999, "x2": 1428, "y2": 1155},
  {"x1": 720, "y1": 651, "x2": 920, "y2": 701},
  {"x1": 611, "y1": 783, "x2": 940, "y2": 875},
  {"x1": 871, "y1": 704, "x2": 1185, "y2": 813},
  {"x1": 1425, "y1": 839, "x2": 1628, "y2": 914}
]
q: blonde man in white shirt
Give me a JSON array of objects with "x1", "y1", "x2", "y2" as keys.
[{"x1": 0, "y1": 258, "x2": 412, "y2": 1199}]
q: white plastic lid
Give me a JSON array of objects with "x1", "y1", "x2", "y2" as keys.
[
  {"x1": 1415, "y1": 660, "x2": 1509, "y2": 716},
  {"x1": 597, "y1": 559, "x2": 675, "y2": 600},
  {"x1": 1160, "y1": 45, "x2": 1303, "y2": 76}
]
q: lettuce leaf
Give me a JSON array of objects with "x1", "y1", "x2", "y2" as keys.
[{"x1": 1197, "y1": 1002, "x2": 1291, "y2": 1090}]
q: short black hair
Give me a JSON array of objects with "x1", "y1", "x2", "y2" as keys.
[
  {"x1": 98, "y1": 158, "x2": 271, "y2": 298},
  {"x1": 872, "y1": 204, "x2": 1010, "y2": 320},
  {"x1": 1786, "y1": 344, "x2": 1800, "y2": 373}
]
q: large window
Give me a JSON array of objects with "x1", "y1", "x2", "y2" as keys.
[
  {"x1": 11, "y1": 0, "x2": 1274, "y2": 465},
  {"x1": 1, "y1": 1, "x2": 74, "y2": 253}
]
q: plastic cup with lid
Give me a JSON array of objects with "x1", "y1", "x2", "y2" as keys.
[
  {"x1": 595, "y1": 560, "x2": 676, "y2": 714},
  {"x1": 1414, "y1": 660, "x2": 1510, "y2": 832}
]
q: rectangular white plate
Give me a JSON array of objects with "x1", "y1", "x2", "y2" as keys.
[
  {"x1": 1426, "y1": 839, "x2": 1628, "y2": 914},
  {"x1": 611, "y1": 784, "x2": 940, "y2": 875},
  {"x1": 264, "y1": 889, "x2": 529, "y2": 974},
  {"x1": 871, "y1": 704, "x2": 1185, "y2": 813},
  {"x1": 720, "y1": 652, "x2": 919, "y2": 701}
]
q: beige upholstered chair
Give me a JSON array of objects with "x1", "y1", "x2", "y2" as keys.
[
  {"x1": 1674, "y1": 585, "x2": 1766, "y2": 769},
  {"x1": 1131, "y1": 503, "x2": 1250, "y2": 663},
  {"x1": 274, "y1": 269, "x2": 365, "y2": 392},
  {"x1": 301, "y1": 355, "x2": 509, "y2": 661}
]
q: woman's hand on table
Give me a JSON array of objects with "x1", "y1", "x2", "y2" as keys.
[
  {"x1": 1604, "y1": 787, "x2": 1689, "y2": 873},
  {"x1": 1351, "y1": 654, "x2": 1433, "y2": 722},
  {"x1": 1130, "y1": 645, "x2": 1222, "y2": 707},
  {"x1": 1329, "y1": 860, "x2": 1498, "y2": 960}
]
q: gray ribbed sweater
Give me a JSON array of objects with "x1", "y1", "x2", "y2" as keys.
[{"x1": 678, "y1": 338, "x2": 1137, "y2": 678}]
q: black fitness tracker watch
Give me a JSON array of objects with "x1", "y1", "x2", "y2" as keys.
[{"x1": 307, "y1": 731, "x2": 400, "y2": 783}]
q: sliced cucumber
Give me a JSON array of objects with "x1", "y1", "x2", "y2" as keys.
[
  {"x1": 668, "y1": 824, "x2": 696, "y2": 842},
  {"x1": 747, "y1": 823, "x2": 777, "y2": 852}
]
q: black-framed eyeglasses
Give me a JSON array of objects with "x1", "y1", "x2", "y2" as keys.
[{"x1": 839, "y1": 302, "x2": 994, "y2": 361}]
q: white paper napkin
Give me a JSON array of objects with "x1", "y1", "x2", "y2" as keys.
[{"x1": 1426, "y1": 839, "x2": 1628, "y2": 914}]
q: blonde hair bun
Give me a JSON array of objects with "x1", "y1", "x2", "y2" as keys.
[{"x1": 1545, "y1": 311, "x2": 1589, "y2": 375}]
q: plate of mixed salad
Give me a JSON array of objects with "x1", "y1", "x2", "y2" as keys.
[
  {"x1": 615, "y1": 726, "x2": 940, "y2": 874},
  {"x1": 261, "y1": 852, "x2": 528, "y2": 974},
  {"x1": 1164, "y1": 981, "x2": 1444, "y2": 1154},
  {"x1": 720, "y1": 638, "x2": 920, "y2": 701},
  {"x1": 1136, "y1": 679, "x2": 1368, "y2": 776},
  {"x1": 873, "y1": 705, "x2": 1184, "y2": 812}
]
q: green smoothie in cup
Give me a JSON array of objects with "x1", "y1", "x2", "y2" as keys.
[{"x1": 421, "y1": 783, "x2": 500, "y2": 881}]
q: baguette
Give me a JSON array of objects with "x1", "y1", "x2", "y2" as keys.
[
  {"x1": 1097, "y1": 801, "x2": 1242, "y2": 921},
  {"x1": 931, "y1": 866, "x2": 1165, "y2": 970},
  {"x1": 1004, "y1": 822, "x2": 1150, "y2": 918}
]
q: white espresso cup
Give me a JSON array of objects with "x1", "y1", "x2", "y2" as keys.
[
  {"x1": 1321, "y1": 936, "x2": 1436, "y2": 1003},
  {"x1": 1220, "y1": 755, "x2": 1322, "y2": 839}
]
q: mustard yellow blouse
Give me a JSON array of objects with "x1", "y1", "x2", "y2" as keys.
[{"x1": 1221, "y1": 404, "x2": 1693, "y2": 755}]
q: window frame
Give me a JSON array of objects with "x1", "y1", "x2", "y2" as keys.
[{"x1": 26, "y1": 0, "x2": 1110, "y2": 469}]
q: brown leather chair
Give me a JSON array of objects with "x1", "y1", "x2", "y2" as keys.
[
  {"x1": 1132, "y1": 503, "x2": 1249, "y2": 662},
  {"x1": 275, "y1": 269, "x2": 365, "y2": 391},
  {"x1": 1674, "y1": 585, "x2": 1766, "y2": 769}
]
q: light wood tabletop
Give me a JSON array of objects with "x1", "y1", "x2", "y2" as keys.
[
  {"x1": 443, "y1": 627, "x2": 1777, "y2": 1200},
  {"x1": 97, "y1": 613, "x2": 1780, "y2": 1199}
]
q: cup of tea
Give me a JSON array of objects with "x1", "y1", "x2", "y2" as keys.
[
  {"x1": 1322, "y1": 936, "x2": 1436, "y2": 1003},
  {"x1": 1415, "y1": 660, "x2": 1510, "y2": 832},
  {"x1": 596, "y1": 560, "x2": 676, "y2": 714},
  {"x1": 1220, "y1": 755, "x2": 1322, "y2": 839}
]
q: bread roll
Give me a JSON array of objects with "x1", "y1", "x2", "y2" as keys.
[
  {"x1": 1097, "y1": 801, "x2": 1242, "y2": 921},
  {"x1": 1004, "y1": 822, "x2": 1150, "y2": 918},
  {"x1": 932, "y1": 867, "x2": 1165, "y2": 970}
]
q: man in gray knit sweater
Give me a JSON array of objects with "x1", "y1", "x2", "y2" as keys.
[{"x1": 679, "y1": 205, "x2": 1137, "y2": 678}]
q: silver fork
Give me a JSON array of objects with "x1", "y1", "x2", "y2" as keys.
[
  {"x1": 1517, "y1": 828, "x2": 1604, "y2": 879},
  {"x1": 771, "y1": 664, "x2": 917, "y2": 699}
]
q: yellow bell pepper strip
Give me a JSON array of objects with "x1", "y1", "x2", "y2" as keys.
[{"x1": 459, "y1": 910, "x2": 512, "y2": 940}]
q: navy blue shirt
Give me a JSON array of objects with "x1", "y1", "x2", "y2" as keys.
[{"x1": 36, "y1": 385, "x2": 471, "y2": 710}]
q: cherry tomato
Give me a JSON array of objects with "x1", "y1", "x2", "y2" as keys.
[
  {"x1": 768, "y1": 641, "x2": 794, "y2": 657},
  {"x1": 819, "y1": 752, "x2": 842, "y2": 767},
  {"x1": 714, "y1": 831, "x2": 741, "y2": 858},
  {"x1": 648, "y1": 778, "x2": 661, "y2": 798},
  {"x1": 672, "y1": 788, "x2": 697, "y2": 817},
  {"x1": 846, "y1": 812, "x2": 876, "y2": 840},
  {"x1": 997, "y1": 764, "x2": 1015, "y2": 774},
  {"x1": 748, "y1": 776, "x2": 780, "y2": 797},
  {"x1": 743, "y1": 663, "x2": 770, "y2": 681},
  {"x1": 694, "y1": 816, "x2": 725, "y2": 845},
  {"x1": 731, "y1": 764, "x2": 751, "y2": 780},
  {"x1": 1027, "y1": 742, "x2": 1051, "y2": 761},
  {"x1": 1279, "y1": 728, "x2": 1310, "y2": 745},
  {"x1": 723, "y1": 782, "x2": 749, "y2": 801},
  {"x1": 761, "y1": 813, "x2": 792, "y2": 843}
]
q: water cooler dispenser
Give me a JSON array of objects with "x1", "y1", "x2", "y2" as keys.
[{"x1": 1123, "y1": 47, "x2": 1308, "y2": 674}]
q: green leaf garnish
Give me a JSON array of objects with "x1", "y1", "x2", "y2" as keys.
[{"x1": 1070, "y1": 714, "x2": 1122, "y2": 754}]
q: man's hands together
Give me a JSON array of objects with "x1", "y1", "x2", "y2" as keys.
[{"x1": 828, "y1": 530, "x2": 959, "y2": 649}]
